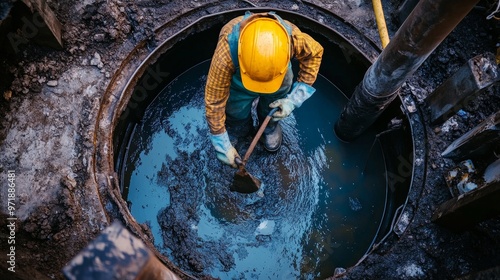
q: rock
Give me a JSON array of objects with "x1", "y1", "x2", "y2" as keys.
[
  {"x1": 68, "y1": 46, "x2": 79, "y2": 54},
  {"x1": 334, "y1": 267, "x2": 346, "y2": 276},
  {"x1": 90, "y1": 52, "x2": 104, "y2": 69},
  {"x1": 122, "y1": 24, "x2": 131, "y2": 34},
  {"x1": 94, "y1": 33, "x2": 106, "y2": 42},
  {"x1": 107, "y1": 28, "x2": 118, "y2": 39},
  {"x1": 47, "y1": 80, "x2": 58, "y2": 87},
  {"x1": 62, "y1": 174, "x2": 77, "y2": 191}
]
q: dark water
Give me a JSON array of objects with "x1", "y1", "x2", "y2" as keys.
[{"x1": 122, "y1": 60, "x2": 386, "y2": 279}]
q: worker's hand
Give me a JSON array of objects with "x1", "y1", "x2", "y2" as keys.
[
  {"x1": 269, "y1": 98, "x2": 294, "y2": 121},
  {"x1": 269, "y1": 82, "x2": 316, "y2": 121},
  {"x1": 210, "y1": 131, "x2": 240, "y2": 168}
]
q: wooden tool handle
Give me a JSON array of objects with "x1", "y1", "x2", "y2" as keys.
[{"x1": 242, "y1": 107, "x2": 279, "y2": 164}]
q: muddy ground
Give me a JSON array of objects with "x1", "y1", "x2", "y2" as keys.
[{"x1": 0, "y1": 0, "x2": 499, "y2": 279}]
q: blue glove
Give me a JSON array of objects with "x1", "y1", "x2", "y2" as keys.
[
  {"x1": 210, "y1": 131, "x2": 240, "y2": 168},
  {"x1": 269, "y1": 82, "x2": 316, "y2": 121}
]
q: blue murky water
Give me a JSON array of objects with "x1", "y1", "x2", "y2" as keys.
[{"x1": 122, "y1": 60, "x2": 386, "y2": 279}]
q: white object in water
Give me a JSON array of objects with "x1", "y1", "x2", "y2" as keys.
[{"x1": 255, "y1": 220, "x2": 275, "y2": 236}]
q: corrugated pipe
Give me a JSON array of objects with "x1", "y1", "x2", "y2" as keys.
[{"x1": 372, "y1": 0, "x2": 390, "y2": 48}]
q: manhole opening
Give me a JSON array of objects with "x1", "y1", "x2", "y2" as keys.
[{"x1": 112, "y1": 8, "x2": 414, "y2": 279}]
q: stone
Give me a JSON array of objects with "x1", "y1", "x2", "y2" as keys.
[
  {"x1": 94, "y1": 33, "x2": 105, "y2": 42},
  {"x1": 90, "y1": 52, "x2": 104, "y2": 69}
]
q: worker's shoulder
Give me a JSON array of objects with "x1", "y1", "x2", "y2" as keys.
[{"x1": 220, "y1": 16, "x2": 245, "y2": 36}]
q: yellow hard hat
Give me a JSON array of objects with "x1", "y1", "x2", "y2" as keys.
[{"x1": 238, "y1": 17, "x2": 290, "y2": 94}]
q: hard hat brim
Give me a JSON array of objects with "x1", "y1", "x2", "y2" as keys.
[{"x1": 240, "y1": 70, "x2": 286, "y2": 94}]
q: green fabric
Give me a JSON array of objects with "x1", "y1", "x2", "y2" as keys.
[
  {"x1": 225, "y1": 11, "x2": 295, "y2": 125},
  {"x1": 226, "y1": 68, "x2": 293, "y2": 124}
]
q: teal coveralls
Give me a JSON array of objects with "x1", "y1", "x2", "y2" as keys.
[{"x1": 225, "y1": 12, "x2": 294, "y2": 137}]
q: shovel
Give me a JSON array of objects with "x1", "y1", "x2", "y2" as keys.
[{"x1": 230, "y1": 107, "x2": 279, "y2": 193}]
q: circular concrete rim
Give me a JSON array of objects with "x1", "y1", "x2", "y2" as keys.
[{"x1": 92, "y1": 7, "x2": 426, "y2": 279}]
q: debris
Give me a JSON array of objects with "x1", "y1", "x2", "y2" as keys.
[
  {"x1": 442, "y1": 111, "x2": 500, "y2": 160},
  {"x1": 47, "y1": 80, "x2": 58, "y2": 87},
  {"x1": 61, "y1": 174, "x2": 77, "y2": 191},
  {"x1": 90, "y1": 52, "x2": 104, "y2": 69},
  {"x1": 94, "y1": 33, "x2": 106, "y2": 42},
  {"x1": 389, "y1": 117, "x2": 403, "y2": 129},
  {"x1": 440, "y1": 117, "x2": 458, "y2": 133},
  {"x1": 3, "y1": 90, "x2": 12, "y2": 101},
  {"x1": 397, "y1": 263, "x2": 424, "y2": 278},
  {"x1": 255, "y1": 220, "x2": 275, "y2": 236},
  {"x1": 394, "y1": 211, "x2": 410, "y2": 236},
  {"x1": 445, "y1": 159, "x2": 480, "y2": 197},
  {"x1": 484, "y1": 158, "x2": 500, "y2": 184},
  {"x1": 425, "y1": 52, "x2": 500, "y2": 125},
  {"x1": 334, "y1": 267, "x2": 346, "y2": 276},
  {"x1": 456, "y1": 109, "x2": 468, "y2": 119}
]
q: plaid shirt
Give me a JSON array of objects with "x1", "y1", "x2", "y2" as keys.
[{"x1": 205, "y1": 16, "x2": 324, "y2": 135}]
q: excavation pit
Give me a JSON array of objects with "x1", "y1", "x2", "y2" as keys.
[{"x1": 101, "y1": 8, "x2": 422, "y2": 279}]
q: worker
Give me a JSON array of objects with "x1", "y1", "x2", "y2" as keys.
[{"x1": 205, "y1": 11, "x2": 323, "y2": 168}]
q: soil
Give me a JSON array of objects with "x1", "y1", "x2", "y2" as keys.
[{"x1": 0, "y1": 0, "x2": 499, "y2": 279}]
